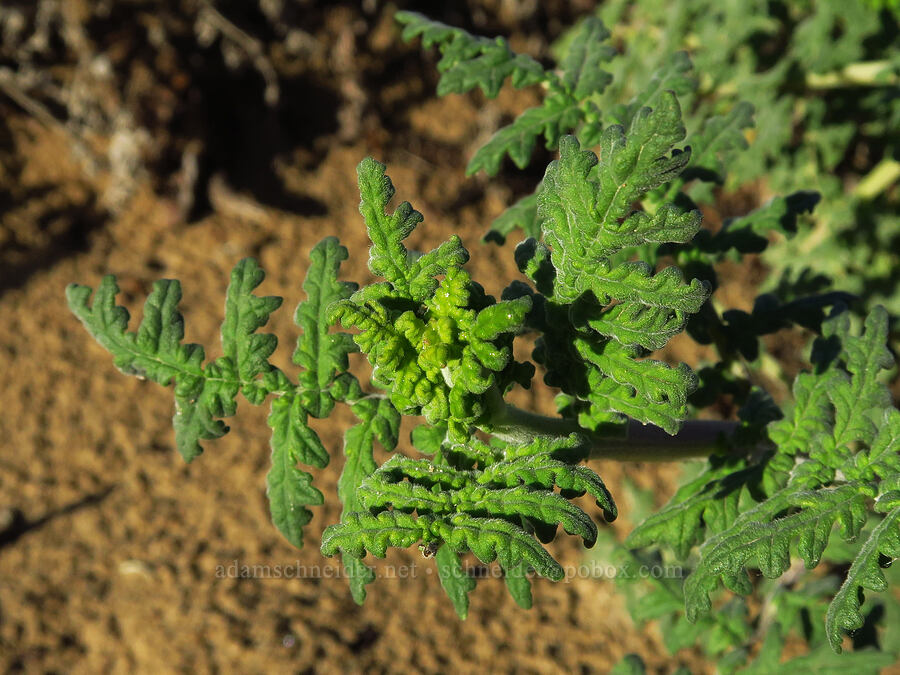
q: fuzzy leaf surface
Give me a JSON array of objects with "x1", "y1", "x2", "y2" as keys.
[{"x1": 396, "y1": 11, "x2": 544, "y2": 98}]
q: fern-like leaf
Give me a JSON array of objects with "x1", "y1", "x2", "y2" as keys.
[
  {"x1": 293, "y1": 237, "x2": 359, "y2": 417},
  {"x1": 266, "y1": 394, "x2": 325, "y2": 549},
  {"x1": 466, "y1": 18, "x2": 614, "y2": 176},
  {"x1": 541, "y1": 105, "x2": 704, "y2": 305},
  {"x1": 435, "y1": 544, "x2": 477, "y2": 619},
  {"x1": 337, "y1": 396, "x2": 401, "y2": 603},
  {"x1": 221, "y1": 258, "x2": 283, "y2": 401},
  {"x1": 662, "y1": 306, "x2": 900, "y2": 652},
  {"x1": 826, "y1": 493, "x2": 900, "y2": 652},
  {"x1": 684, "y1": 483, "x2": 871, "y2": 620},
  {"x1": 66, "y1": 264, "x2": 280, "y2": 461},
  {"x1": 356, "y1": 157, "x2": 468, "y2": 302},
  {"x1": 395, "y1": 11, "x2": 544, "y2": 98},
  {"x1": 321, "y1": 433, "x2": 614, "y2": 610}
]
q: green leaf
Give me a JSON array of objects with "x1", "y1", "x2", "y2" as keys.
[
  {"x1": 357, "y1": 475, "x2": 598, "y2": 546},
  {"x1": 609, "y1": 51, "x2": 697, "y2": 127},
  {"x1": 266, "y1": 397, "x2": 325, "y2": 549},
  {"x1": 826, "y1": 496, "x2": 900, "y2": 652},
  {"x1": 768, "y1": 369, "x2": 842, "y2": 456},
  {"x1": 436, "y1": 514, "x2": 565, "y2": 580},
  {"x1": 68, "y1": 275, "x2": 205, "y2": 387},
  {"x1": 321, "y1": 510, "x2": 434, "y2": 559},
  {"x1": 324, "y1": 430, "x2": 609, "y2": 593},
  {"x1": 67, "y1": 273, "x2": 248, "y2": 461},
  {"x1": 460, "y1": 17, "x2": 614, "y2": 177},
  {"x1": 396, "y1": 11, "x2": 545, "y2": 98},
  {"x1": 471, "y1": 297, "x2": 531, "y2": 340},
  {"x1": 340, "y1": 397, "x2": 402, "y2": 514},
  {"x1": 268, "y1": 393, "x2": 329, "y2": 469},
  {"x1": 626, "y1": 459, "x2": 746, "y2": 558},
  {"x1": 436, "y1": 544, "x2": 477, "y2": 619},
  {"x1": 172, "y1": 378, "x2": 233, "y2": 461},
  {"x1": 467, "y1": 98, "x2": 585, "y2": 176},
  {"x1": 559, "y1": 17, "x2": 614, "y2": 98},
  {"x1": 581, "y1": 364, "x2": 692, "y2": 436},
  {"x1": 356, "y1": 157, "x2": 468, "y2": 301},
  {"x1": 221, "y1": 258, "x2": 283, "y2": 388},
  {"x1": 827, "y1": 307, "x2": 894, "y2": 452},
  {"x1": 541, "y1": 127, "x2": 706, "y2": 306},
  {"x1": 335, "y1": 396, "x2": 401, "y2": 603},
  {"x1": 343, "y1": 554, "x2": 376, "y2": 606},
  {"x1": 684, "y1": 484, "x2": 871, "y2": 622},
  {"x1": 575, "y1": 338, "x2": 695, "y2": 432},
  {"x1": 324, "y1": 509, "x2": 562, "y2": 583},
  {"x1": 484, "y1": 190, "x2": 540, "y2": 244},
  {"x1": 477, "y1": 454, "x2": 616, "y2": 520},
  {"x1": 682, "y1": 191, "x2": 821, "y2": 260},
  {"x1": 411, "y1": 423, "x2": 447, "y2": 455},
  {"x1": 584, "y1": 299, "x2": 695, "y2": 351},
  {"x1": 262, "y1": 237, "x2": 365, "y2": 552},
  {"x1": 503, "y1": 564, "x2": 533, "y2": 609},
  {"x1": 293, "y1": 237, "x2": 358, "y2": 417},
  {"x1": 681, "y1": 101, "x2": 755, "y2": 185},
  {"x1": 357, "y1": 157, "x2": 424, "y2": 287}
]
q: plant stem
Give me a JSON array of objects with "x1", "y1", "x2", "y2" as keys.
[
  {"x1": 483, "y1": 388, "x2": 740, "y2": 462},
  {"x1": 853, "y1": 157, "x2": 900, "y2": 200},
  {"x1": 806, "y1": 60, "x2": 896, "y2": 89},
  {"x1": 587, "y1": 418, "x2": 739, "y2": 461}
]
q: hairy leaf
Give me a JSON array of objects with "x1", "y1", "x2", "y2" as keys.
[
  {"x1": 68, "y1": 272, "x2": 247, "y2": 460},
  {"x1": 337, "y1": 396, "x2": 401, "y2": 603},
  {"x1": 266, "y1": 401, "x2": 324, "y2": 549},
  {"x1": 293, "y1": 237, "x2": 358, "y2": 417},
  {"x1": 484, "y1": 190, "x2": 540, "y2": 244},
  {"x1": 396, "y1": 11, "x2": 544, "y2": 98},
  {"x1": 222, "y1": 258, "x2": 282, "y2": 392},
  {"x1": 436, "y1": 544, "x2": 477, "y2": 619},
  {"x1": 826, "y1": 494, "x2": 900, "y2": 652},
  {"x1": 356, "y1": 157, "x2": 468, "y2": 301},
  {"x1": 541, "y1": 127, "x2": 706, "y2": 306}
]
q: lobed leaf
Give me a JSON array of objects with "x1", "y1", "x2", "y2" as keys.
[
  {"x1": 626, "y1": 459, "x2": 746, "y2": 558},
  {"x1": 396, "y1": 11, "x2": 545, "y2": 98},
  {"x1": 559, "y1": 17, "x2": 615, "y2": 99},
  {"x1": 266, "y1": 408, "x2": 324, "y2": 550},
  {"x1": 336, "y1": 396, "x2": 401, "y2": 602},
  {"x1": 467, "y1": 98, "x2": 585, "y2": 176},
  {"x1": 321, "y1": 510, "x2": 434, "y2": 559},
  {"x1": 462, "y1": 17, "x2": 615, "y2": 176},
  {"x1": 825, "y1": 495, "x2": 900, "y2": 652},
  {"x1": 67, "y1": 273, "x2": 248, "y2": 460},
  {"x1": 293, "y1": 237, "x2": 359, "y2": 417},
  {"x1": 541, "y1": 130, "x2": 707, "y2": 307},
  {"x1": 680, "y1": 101, "x2": 754, "y2": 185},
  {"x1": 684, "y1": 484, "x2": 871, "y2": 622},
  {"x1": 484, "y1": 189, "x2": 540, "y2": 244},
  {"x1": 221, "y1": 258, "x2": 282, "y2": 388},
  {"x1": 435, "y1": 544, "x2": 477, "y2": 619},
  {"x1": 356, "y1": 157, "x2": 468, "y2": 302}
]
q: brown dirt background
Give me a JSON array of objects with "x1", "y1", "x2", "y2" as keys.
[{"x1": 0, "y1": 2, "x2": 893, "y2": 673}]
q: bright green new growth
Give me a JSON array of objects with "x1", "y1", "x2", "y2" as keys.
[
  {"x1": 67, "y1": 8, "x2": 900, "y2": 664},
  {"x1": 66, "y1": 98, "x2": 702, "y2": 617},
  {"x1": 321, "y1": 157, "x2": 621, "y2": 611}
]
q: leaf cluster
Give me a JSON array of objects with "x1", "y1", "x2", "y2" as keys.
[
  {"x1": 66, "y1": 8, "x2": 900, "y2": 667},
  {"x1": 627, "y1": 306, "x2": 900, "y2": 655}
]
